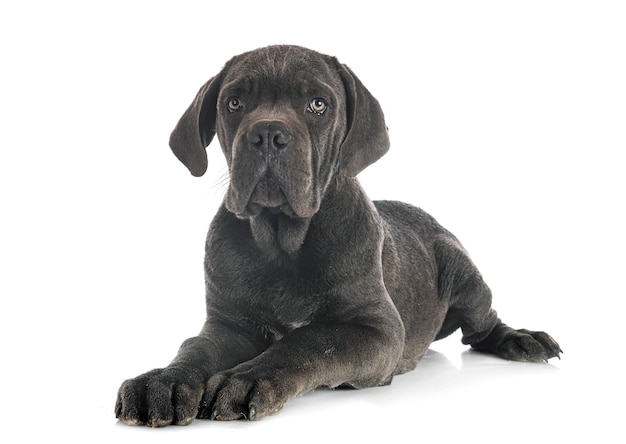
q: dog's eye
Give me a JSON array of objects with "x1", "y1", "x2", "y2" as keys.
[
  {"x1": 307, "y1": 98, "x2": 329, "y2": 116},
  {"x1": 227, "y1": 97, "x2": 243, "y2": 113}
]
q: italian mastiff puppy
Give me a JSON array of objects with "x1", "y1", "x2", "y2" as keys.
[{"x1": 115, "y1": 45, "x2": 561, "y2": 426}]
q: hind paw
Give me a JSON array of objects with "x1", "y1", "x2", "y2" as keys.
[{"x1": 472, "y1": 326, "x2": 562, "y2": 363}]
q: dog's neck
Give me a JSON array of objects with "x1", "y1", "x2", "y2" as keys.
[
  {"x1": 249, "y1": 210, "x2": 312, "y2": 260},
  {"x1": 246, "y1": 176, "x2": 369, "y2": 261}
]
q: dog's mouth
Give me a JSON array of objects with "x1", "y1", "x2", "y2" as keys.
[
  {"x1": 248, "y1": 182, "x2": 296, "y2": 217},
  {"x1": 228, "y1": 176, "x2": 297, "y2": 219}
]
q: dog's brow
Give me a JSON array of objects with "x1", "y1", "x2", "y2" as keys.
[
  {"x1": 301, "y1": 79, "x2": 336, "y2": 100},
  {"x1": 221, "y1": 77, "x2": 249, "y2": 93}
]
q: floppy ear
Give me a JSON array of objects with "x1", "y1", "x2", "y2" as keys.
[
  {"x1": 169, "y1": 75, "x2": 222, "y2": 177},
  {"x1": 336, "y1": 62, "x2": 390, "y2": 177}
]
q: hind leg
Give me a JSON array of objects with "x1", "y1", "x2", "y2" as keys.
[{"x1": 436, "y1": 242, "x2": 562, "y2": 362}]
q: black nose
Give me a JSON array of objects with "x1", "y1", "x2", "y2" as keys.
[{"x1": 248, "y1": 121, "x2": 293, "y2": 152}]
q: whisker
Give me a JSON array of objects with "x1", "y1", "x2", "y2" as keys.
[{"x1": 210, "y1": 167, "x2": 231, "y2": 198}]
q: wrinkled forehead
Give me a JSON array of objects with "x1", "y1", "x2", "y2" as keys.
[{"x1": 221, "y1": 46, "x2": 344, "y2": 101}]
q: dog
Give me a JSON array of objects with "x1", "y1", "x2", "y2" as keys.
[{"x1": 115, "y1": 45, "x2": 561, "y2": 427}]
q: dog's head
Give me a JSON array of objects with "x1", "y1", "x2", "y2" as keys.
[{"x1": 169, "y1": 45, "x2": 389, "y2": 219}]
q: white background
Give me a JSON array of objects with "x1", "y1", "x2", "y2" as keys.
[{"x1": 1, "y1": 1, "x2": 624, "y2": 442}]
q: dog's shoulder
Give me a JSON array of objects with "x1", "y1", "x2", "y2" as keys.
[{"x1": 374, "y1": 200, "x2": 445, "y2": 236}]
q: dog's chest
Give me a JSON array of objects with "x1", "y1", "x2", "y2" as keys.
[{"x1": 253, "y1": 279, "x2": 316, "y2": 341}]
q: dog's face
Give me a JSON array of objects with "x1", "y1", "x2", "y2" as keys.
[
  {"x1": 169, "y1": 45, "x2": 390, "y2": 220},
  {"x1": 215, "y1": 47, "x2": 348, "y2": 219}
]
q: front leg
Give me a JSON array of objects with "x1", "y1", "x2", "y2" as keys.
[
  {"x1": 199, "y1": 320, "x2": 404, "y2": 421},
  {"x1": 115, "y1": 322, "x2": 263, "y2": 427}
]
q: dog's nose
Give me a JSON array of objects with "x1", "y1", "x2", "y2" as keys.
[{"x1": 248, "y1": 122, "x2": 293, "y2": 152}]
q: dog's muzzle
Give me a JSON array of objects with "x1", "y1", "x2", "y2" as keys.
[
  {"x1": 246, "y1": 121, "x2": 294, "y2": 215},
  {"x1": 226, "y1": 120, "x2": 306, "y2": 219}
]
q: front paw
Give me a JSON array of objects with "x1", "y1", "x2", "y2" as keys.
[
  {"x1": 198, "y1": 365, "x2": 290, "y2": 421},
  {"x1": 115, "y1": 367, "x2": 204, "y2": 427}
]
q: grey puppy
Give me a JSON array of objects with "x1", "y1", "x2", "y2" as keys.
[{"x1": 115, "y1": 45, "x2": 561, "y2": 427}]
